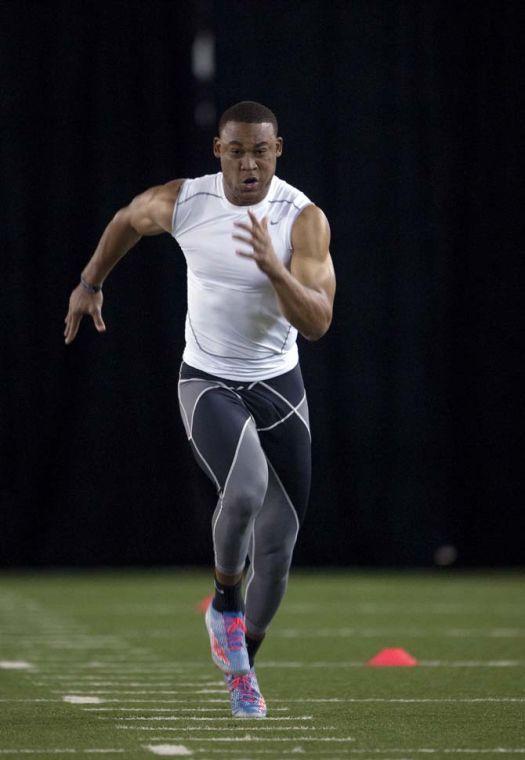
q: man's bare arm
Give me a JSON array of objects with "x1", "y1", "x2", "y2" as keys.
[
  {"x1": 232, "y1": 204, "x2": 335, "y2": 341},
  {"x1": 64, "y1": 179, "x2": 183, "y2": 345},
  {"x1": 281, "y1": 204, "x2": 335, "y2": 340}
]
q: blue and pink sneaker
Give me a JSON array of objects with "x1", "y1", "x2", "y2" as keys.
[
  {"x1": 225, "y1": 667, "x2": 267, "y2": 718},
  {"x1": 204, "y1": 604, "x2": 250, "y2": 676}
]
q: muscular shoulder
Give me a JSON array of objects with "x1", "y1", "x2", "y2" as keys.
[
  {"x1": 291, "y1": 204, "x2": 331, "y2": 259},
  {"x1": 147, "y1": 178, "x2": 185, "y2": 207},
  {"x1": 161, "y1": 178, "x2": 186, "y2": 199},
  {"x1": 126, "y1": 179, "x2": 185, "y2": 235}
]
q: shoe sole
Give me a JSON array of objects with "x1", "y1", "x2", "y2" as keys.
[{"x1": 232, "y1": 711, "x2": 267, "y2": 718}]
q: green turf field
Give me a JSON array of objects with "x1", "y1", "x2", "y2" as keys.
[{"x1": 0, "y1": 570, "x2": 524, "y2": 759}]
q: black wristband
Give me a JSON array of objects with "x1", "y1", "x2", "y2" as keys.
[{"x1": 80, "y1": 276, "x2": 102, "y2": 294}]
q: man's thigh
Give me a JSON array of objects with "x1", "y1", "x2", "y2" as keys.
[
  {"x1": 258, "y1": 414, "x2": 311, "y2": 525},
  {"x1": 178, "y1": 378, "x2": 254, "y2": 492},
  {"x1": 243, "y1": 366, "x2": 311, "y2": 524}
]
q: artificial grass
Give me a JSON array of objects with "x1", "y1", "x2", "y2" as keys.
[{"x1": 0, "y1": 569, "x2": 523, "y2": 758}]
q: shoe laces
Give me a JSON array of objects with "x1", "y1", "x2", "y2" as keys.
[
  {"x1": 225, "y1": 615, "x2": 247, "y2": 652},
  {"x1": 230, "y1": 672, "x2": 258, "y2": 703}
]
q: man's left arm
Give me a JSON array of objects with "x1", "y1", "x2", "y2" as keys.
[{"x1": 233, "y1": 205, "x2": 336, "y2": 340}]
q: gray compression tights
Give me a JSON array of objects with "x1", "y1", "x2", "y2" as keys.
[
  {"x1": 178, "y1": 376, "x2": 306, "y2": 637},
  {"x1": 210, "y1": 429, "x2": 300, "y2": 636}
]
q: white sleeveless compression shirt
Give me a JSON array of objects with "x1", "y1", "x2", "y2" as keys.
[{"x1": 171, "y1": 171, "x2": 313, "y2": 381}]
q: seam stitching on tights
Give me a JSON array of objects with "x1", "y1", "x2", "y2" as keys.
[
  {"x1": 222, "y1": 416, "x2": 252, "y2": 500},
  {"x1": 178, "y1": 381, "x2": 220, "y2": 491},
  {"x1": 212, "y1": 416, "x2": 252, "y2": 570},
  {"x1": 190, "y1": 385, "x2": 220, "y2": 438},
  {"x1": 244, "y1": 523, "x2": 257, "y2": 604},
  {"x1": 177, "y1": 381, "x2": 191, "y2": 434},
  {"x1": 266, "y1": 458, "x2": 300, "y2": 536},
  {"x1": 258, "y1": 382, "x2": 311, "y2": 439},
  {"x1": 256, "y1": 392, "x2": 307, "y2": 433}
]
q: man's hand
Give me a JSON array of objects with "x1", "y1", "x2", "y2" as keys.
[
  {"x1": 64, "y1": 284, "x2": 106, "y2": 345},
  {"x1": 233, "y1": 203, "x2": 335, "y2": 341},
  {"x1": 62, "y1": 179, "x2": 183, "y2": 346},
  {"x1": 232, "y1": 210, "x2": 285, "y2": 279}
]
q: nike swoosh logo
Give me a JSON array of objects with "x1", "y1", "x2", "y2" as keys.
[{"x1": 270, "y1": 219, "x2": 280, "y2": 225}]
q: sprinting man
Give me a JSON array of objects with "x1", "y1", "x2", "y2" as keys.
[{"x1": 64, "y1": 101, "x2": 336, "y2": 718}]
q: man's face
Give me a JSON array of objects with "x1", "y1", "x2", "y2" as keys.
[{"x1": 213, "y1": 121, "x2": 283, "y2": 206}]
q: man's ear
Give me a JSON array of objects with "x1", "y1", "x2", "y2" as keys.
[
  {"x1": 213, "y1": 136, "x2": 221, "y2": 158},
  {"x1": 275, "y1": 137, "x2": 283, "y2": 157}
]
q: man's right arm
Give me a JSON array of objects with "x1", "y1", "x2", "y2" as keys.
[{"x1": 64, "y1": 179, "x2": 184, "y2": 345}]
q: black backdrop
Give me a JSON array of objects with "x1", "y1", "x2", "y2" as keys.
[{"x1": 2, "y1": 1, "x2": 523, "y2": 567}]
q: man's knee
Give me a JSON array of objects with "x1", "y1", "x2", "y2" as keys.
[
  {"x1": 256, "y1": 544, "x2": 294, "y2": 583},
  {"x1": 224, "y1": 466, "x2": 268, "y2": 524}
]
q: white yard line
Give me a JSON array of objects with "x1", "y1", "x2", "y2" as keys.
[
  {"x1": 417, "y1": 660, "x2": 521, "y2": 667},
  {"x1": 35, "y1": 683, "x2": 180, "y2": 689},
  {"x1": 144, "y1": 747, "x2": 193, "y2": 757},
  {"x1": 256, "y1": 660, "x2": 525, "y2": 668},
  {"x1": 12, "y1": 657, "x2": 160, "y2": 663},
  {"x1": 41, "y1": 661, "x2": 524, "y2": 685},
  {"x1": 184, "y1": 751, "x2": 345, "y2": 756},
  {"x1": 36, "y1": 667, "x2": 199, "y2": 673},
  {"x1": 0, "y1": 660, "x2": 34, "y2": 669},
  {"x1": 161, "y1": 751, "x2": 504, "y2": 757},
  {"x1": 115, "y1": 726, "x2": 319, "y2": 732},
  {"x1": 34, "y1": 677, "x2": 221, "y2": 684},
  {"x1": 132, "y1": 736, "x2": 356, "y2": 742},
  {"x1": 0, "y1": 698, "x2": 60, "y2": 702},
  {"x1": 174, "y1": 750, "x2": 525, "y2": 756},
  {"x1": 273, "y1": 628, "x2": 525, "y2": 639},
  {"x1": 189, "y1": 750, "x2": 525, "y2": 755},
  {"x1": 0, "y1": 751, "x2": 126, "y2": 755},
  {"x1": 51, "y1": 690, "x2": 226, "y2": 695},
  {"x1": 63, "y1": 695, "x2": 103, "y2": 704},
  {"x1": 53, "y1": 692, "x2": 229, "y2": 699},
  {"x1": 102, "y1": 716, "x2": 311, "y2": 722},
  {"x1": 268, "y1": 697, "x2": 525, "y2": 704},
  {"x1": 35, "y1": 681, "x2": 216, "y2": 687},
  {"x1": 181, "y1": 750, "x2": 343, "y2": 756},
  {"x1": 50, "y1": 692, "x2": 525, "y2": 712},
  {"x1": 131, "y1": 740, "x2": 525, "y2": 751},
  {"x1": 19, "y1": 693, "x2": 525, "y2": 706},
  {"x1": 41, "y1": 657, "x2": 190, "y2": 678},
  {"x1": 168, "y1": 751, "x2": 525, "y2": 755},
  {"x1": 278, "y1": 602, "x2": 522, "y2": 615},
  {"x1": 23, "y1": 661, "x2": 169, "y2": 668},
  {"x1": 83, "y1": 706, "x2": 289, "y2": 711},
  {"x1": 84, "y1": 699, "x2": 223, "y2": 704}
]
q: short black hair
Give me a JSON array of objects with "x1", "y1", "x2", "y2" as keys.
[{"x1": 218, "y1": 101, "x2": 278, "y2": 135}]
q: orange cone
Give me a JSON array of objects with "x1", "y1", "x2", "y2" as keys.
[
  {"x1": 367, "y1": 647, "x2": 418, "y2": 667},
  {"x1": 195, "y1": 594, "x2": 213, "y2": 613}
]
